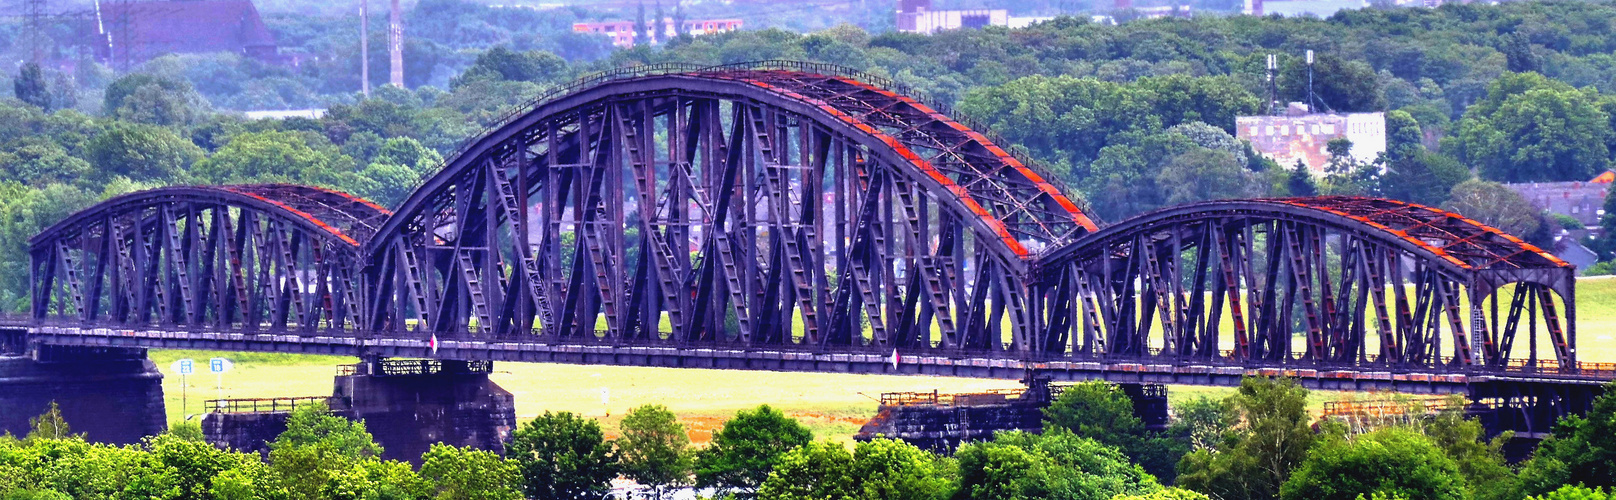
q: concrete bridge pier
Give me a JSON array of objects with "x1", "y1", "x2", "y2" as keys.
[
  {"x1": 856, "y1": 378, "x2": 1173, "y2": 453},
  {"x1": 206, "y1": 358, "x2": 517, "y2": 463},
  {"x1": 0, "y1": 340, "x2": 166, "y2": 443},
  {"x1": 333, "y1": 358, "x2": 517, "y2": 462}
]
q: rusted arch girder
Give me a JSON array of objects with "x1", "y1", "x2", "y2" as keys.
[
  {"x1": 28, "y1": 184, "x2": 391, "y2": 332},
  {"x1": 1032, "y1": 197, "x2": 1577, "y2": 371},
  {"x1": 362, "y1": 68, "x2": 1095, "y2": 350}
]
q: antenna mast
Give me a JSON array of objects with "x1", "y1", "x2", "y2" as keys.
[
  {"x1": 25, "y1": 0, "x2": 45, "y2": 63},
  {"x1": 1266, "y1": 54, "x2": 1280, "y2": 115},
  {"x1": 1305, "y1": 49, "x2": 1330, "y2": 113}
]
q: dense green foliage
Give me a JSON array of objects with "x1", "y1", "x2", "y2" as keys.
[
  {"x1": 616, "y1": 404, "x2": 693, "y2": 495},
  {"x1": 756, "y1": 439, "x2": 956, "y2": 500},
  {"x1": 1177, "y1": 377, "x2": 1318, "y2": 500},
  {"x1": 954, "y1": 429, "x2": 1160, "y2": 500},
  {"x1": 1042, "y1": 381, "x2": 1184, "y2": 481},
  {"x1": 1279, "y1": 428, "x2": 1467, "y2": 500},
  {"x1": 505, "y1": 411, "x2": 618, "y2": 500},
  {"x1": 693, "y1": 404, "x2": 812, "y2": 497}
]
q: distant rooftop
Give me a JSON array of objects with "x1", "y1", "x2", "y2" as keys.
[{"x1": 94, "y1": 0, "x2": 282, "y2": 66}]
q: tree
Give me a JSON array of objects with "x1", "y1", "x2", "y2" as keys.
[
  {"x1": 1324, "y1": 138, "x2": 1355, "y2": 175},
  {"x1": 1529, "y1": 486, "x2": 1613, "y2": 500},
  {"x1": 634, "y1": 2, "x2": 650, "y2": 47},
  {"x1": 1502, "y1": 33, "x2": 1541, "y2": 73},
  {"x1": 1381, "y1": 150, "x2": 1471, "y2": 206},
  {"x1": 13, "y1": 63, "x2": 50, "y2": 111},
  {"x1": 1113, "y1": 489, "x2": 1213, "y2": 500},
  {"x1": 1422, "y1": 403, "x2": 1518, "y2": 500},
  {"x1": 1156, "y1": 147, "x2": 1266, "y2": 206},
  {"x1": 85, "y1": 122, "x2": 204, "y2": 185},
  {"x1": 617, "y1": 404, "x2": 692, "y2": 497},
  {"x1": 1168, "y1": 397, "x2": 1232, "y2": 452},
  {"x1": 1279, "y1": 428, "x2": 1466, "y2": 500},
  {"x1": 1042, "y1": 381, "x2": 1183, "y2": 482},
  {"x1": 653, "y1": 1, "x2": 667, "y2": 44},
  {"x1": 452, "y1": 47, "x2": 567, "y2": 87},
  {"x1": 1447, "y1": 73, "x2": 1611, "y2": 182},
  {"x1": 419, "y1": 444, "x2": 523, "y2": 500},
  {"x1": 102, "y1": 73, "x2": 208, "y2": 127},
  {"x1": 192, "y1": 130, "x2": 356, "y2": 185},
  {"x1": 955, "y1": 430, "x2": 1160, "y2": 500},
  {"x1": 165, "y1": 421, "x2": 206, "y2": 442},
  {"x1": 1177, "y1": 377, "x2": 1316, "y2": 500},
  {"x1": 374, "y1": 136, "x2": 442, "y2": 172},
  {"x1": 1280, "y1": 53, "x2": 1385, "y2": 113},
  {"x1": 0, "y1": 143, "x2": 92, "y2": 187},
  {"x1": 755, "y1": 441, "x2": 856, "y2": 499},
  {"x1": 1519, "y1": 381, "x2": 1616, "y2": 495},
  {"x1": 1384, "y1": 110, "x2": 1424, "y2": 160},
  {"x1": 265, "y1": 402, "x2": 385, "y2": 499},
  {"x1": 1442, "y1": 180, "x2": 1543, "y2": 240},
  {"x1": 144, "y1": 431, "x2": 262, "y2": 500},
  {"x1": 26, "y1": 402, "x2": 72, "y2": 441},
  {"x1": 757, "y1": 439, "x2": 953, "y2": 500},
  {"x1": 505, "y1": 411, "x2": 618, "y2": 500},
  {"x1": 1286, "y1": 160, "x2": 1318, "y2": 197},
  {"x1": 1043, "y1": 381, "x2": 1142, "y2": 450},
  {"x1": 694, "y1": 405, "x2": 813, "y2": 497}
]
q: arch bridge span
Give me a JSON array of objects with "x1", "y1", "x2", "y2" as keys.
[{"x1": 22, "y1": 62, "x2": 1606, "y2": 394}]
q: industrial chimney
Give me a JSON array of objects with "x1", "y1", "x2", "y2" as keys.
[{"x1": 388, "y1": 0, "x2": 403, "y2": 88}]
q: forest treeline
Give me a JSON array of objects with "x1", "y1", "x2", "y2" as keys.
[{"x1": 2, "y1": 377, "x2": 1614, "y2": 500}]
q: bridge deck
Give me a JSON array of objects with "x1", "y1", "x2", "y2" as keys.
[{"x1": 25, "y1": 325, "x2": 1610, "y2": 394}]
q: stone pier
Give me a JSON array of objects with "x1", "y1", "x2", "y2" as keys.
[
  {"x1": 855, "y1": 382, "x2": 1171, "y2": 453},
  {"x1": 0, "y1": 344, "x2": 166, "y2": 443},
  {"x1": 204, "y1": 358, "x2": 517, "y2": 463}
]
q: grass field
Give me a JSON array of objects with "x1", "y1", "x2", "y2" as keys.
[{"x1": 143, "y1": 278, "x2": 1616, "y2": 443}]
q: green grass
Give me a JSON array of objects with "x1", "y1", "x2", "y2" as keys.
[{"x1": 146, "y1": 278, "x2": 1616, "y2": 441}]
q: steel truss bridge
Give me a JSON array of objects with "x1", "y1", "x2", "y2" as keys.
[{"x1": 20, "y1": 63, "x2": 1611, "y2": 429}]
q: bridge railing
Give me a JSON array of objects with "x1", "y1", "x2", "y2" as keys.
[
  {"x1": 25, "y1": 319, "x2": 1616, "y2": 381},
  {"x1": 336, "y1": 358, "x2": 495, "y2": 377},
  {"x1": 205, "y1": 396, "x2": 332, "y2": 414}
]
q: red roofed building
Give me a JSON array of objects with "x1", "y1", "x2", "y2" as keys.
[{"x1": 93, "y1": 0, "x2": 287, "y2": 67}]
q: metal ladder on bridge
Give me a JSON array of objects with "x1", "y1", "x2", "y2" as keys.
[
  {"x1": 892, "y1": 176, "x2": 955, "y2": 341},
  {"x1": 489, "y1": 164, "x2": 555, "y2": 331},
  {"x1": 454, "y1": 249, "x2": 494, "y2": 335},
  {"x1": 55, "y1": 241, "x2": 86, "y2": 316},
  {"x1": 748, "y1": 108, "x2": 819, "y2": 340},
  {"x1": 163, "y1": 209, "x2": 196, "y2": 325},
  {"x1": 1282, "y1": 223, "x2": 1326, "y2": 360},
  {"x1": 399, "y1": 245, "x2": 431, "y2": 328},
  {"x1": 617, "y1": 110, "x2": 687, "y2": 335}
]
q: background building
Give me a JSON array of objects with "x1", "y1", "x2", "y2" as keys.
[
  {"x1": 1504, "y1": 171, "x2": 1610, "y2": 273},
  {"x1": 895, "y1": 0, "x2": 1052, "y2": 34},
  {"x1": 1237, "y1": 103, "x2": 1386, "y2": 174},
  {"x1": 572, "y1": 18, "x2": 741, "y2": 48},
  {"x1": 94, "y1": 0, "x2": 286, "y2": 67}
]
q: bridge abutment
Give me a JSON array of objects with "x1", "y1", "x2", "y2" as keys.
[
  {"x1": 0, "y1": 343, "x2": 165, "y2": 443},
  {"x1": 334, "y1": 359, "x2": 517, "y2": 462},
  {"x1": 203, "y1": 359, "x2": 516, "y2": 463},
  {"x1": 856, "y1": 381, "x2": 1170, "y2": 452}
]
